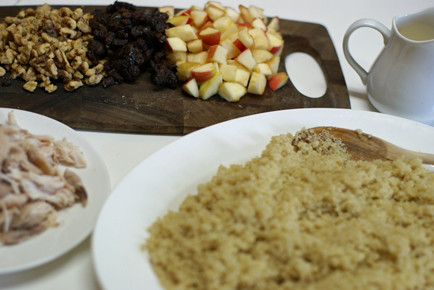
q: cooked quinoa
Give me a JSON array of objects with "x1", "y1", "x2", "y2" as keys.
[{"x1": 145, "y1": 129, "x2": 434, "y2": 290}]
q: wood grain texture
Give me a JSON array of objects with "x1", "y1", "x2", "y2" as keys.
[{"x1": 0, "y1": 5, "x2": 350, "y2": 135}]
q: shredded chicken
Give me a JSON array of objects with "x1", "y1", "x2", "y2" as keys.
[{"x1": 0, "y1": 111, "x2": 88, "y2": 245}]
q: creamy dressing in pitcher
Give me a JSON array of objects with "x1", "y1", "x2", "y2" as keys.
[{"x1": 398, "y1": 21, "x2": 434, "y2": 41}]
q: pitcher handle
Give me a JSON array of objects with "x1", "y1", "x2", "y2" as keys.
[{"x1": 343, "y1": 18, "x2": 391, "y2": 85}]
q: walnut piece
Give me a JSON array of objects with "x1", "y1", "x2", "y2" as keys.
[
  {"x1": 23, "y1": 81, "x2": 37, "y2": 92},
  {"x1": 64, "y1": 79, "x2": 83, "y2": 91}
]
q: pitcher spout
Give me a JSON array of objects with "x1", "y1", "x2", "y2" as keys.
[{"x1": 395, "y1": 7, "x2": 434, "y2": 42}]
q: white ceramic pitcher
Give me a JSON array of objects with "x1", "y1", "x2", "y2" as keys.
[{"x1": 343, "y1": 8, "x2": 434, "y2": 124}]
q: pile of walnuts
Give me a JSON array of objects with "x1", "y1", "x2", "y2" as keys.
[
  {"x1": 0, "y1": 1, "x2": 178, "y2": 94},
  {"x1": 0, "y1": 4, "x2": 100, "y2": 93}
]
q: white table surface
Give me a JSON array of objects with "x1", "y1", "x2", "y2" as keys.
[{"x1": 0, "y1": 0, "x2": 433, "y2": 289}]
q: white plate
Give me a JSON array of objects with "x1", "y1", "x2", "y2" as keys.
[
  {"x1": 0, "y1": 108, "x2": 111, "y2": 275},
  {"x1": 92, "y1": 108, "x2": 434, "y2": 290}
]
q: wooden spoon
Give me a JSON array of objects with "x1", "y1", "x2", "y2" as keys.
[{"x1": 307, "y1": 126, "x2": 434, "y2": 165}]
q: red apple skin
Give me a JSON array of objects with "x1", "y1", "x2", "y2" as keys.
[
  {"x1": 238, "y1": 23, "x2": 252, "y2": 28},
  {"x1": 268, "y1": 72, "x2": 289, "y2": 91},
  {"x1": 180, "y1": 9, "x2": 192, "y2": 16},
  {"x1": 198, "y1": 21, "x2": 214, "y2": 33},
  {"x1": 233, "y1": 39, "x2": 247, "y2": 52},
  {"x1": 192, "y1": 71, "x2": 215, "y2": 82},
  {"x1": 207, "y1": 45, "x2": 218, "y2": 61},
  {"x1": 191, "y1": 64, "x2": 217, "y2": 82},
  {"x1": 269, "y1": 45, "x2": 283, "y2": 54},
  {"x1": 194, "y1": 14, "x2": 209, "y2": 29},
  {"x1": 200, "y1": 30, "x2": 221, "y2": 46},
  {"x1": 167, "y1": 15, "x2": 189, "y2": 26}
]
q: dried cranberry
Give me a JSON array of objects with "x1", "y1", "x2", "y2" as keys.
[{"x1": 1, "y1": 76, "x2": 11, "y2": 86}]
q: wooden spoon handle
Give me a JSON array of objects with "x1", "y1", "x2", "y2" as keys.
[
  {"x1": 383, "y1": 139, "x2": 434, "y2": 165},
  {"x1": 309, "y1": 126, "x2": 434, "y2": 165}
]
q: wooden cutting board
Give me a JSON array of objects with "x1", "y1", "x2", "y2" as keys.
[{"x1": 0, "y1": 5, "x2": 350, "y2": 135}]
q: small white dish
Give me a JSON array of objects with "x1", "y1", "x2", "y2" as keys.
[{"x1": 0, "y1": 108, "x2": 111, "y2": 275}]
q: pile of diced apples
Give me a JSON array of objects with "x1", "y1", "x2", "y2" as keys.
[{"x1": 159, "y1": 2, "x2": 289, "y2": 102}]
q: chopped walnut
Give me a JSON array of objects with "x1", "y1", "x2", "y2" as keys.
[
  {"x1": 85, "y1": 74, "x2": 103, "y2": 86},
  {"x1": 64, "y1": 79, "x2": 83, "y2": 91},
  {"x1": 45, "y1": 84, "x2": 57, "y2": 93},
  {"x1": 76, "y1": 17, "x2": 91, "y2": 34},
  {"x1": 85, "y1": 64, "x2": 104, "y2": 76},
  {"x1": 72, "y1": 8, "x2": 83, "y2": 20},
  {"x1": 62, "y1": 17, "x2": 77, "y2": 29},
  {"x1": 23, "y1": 81, "x2": 37, "y2": 92}
]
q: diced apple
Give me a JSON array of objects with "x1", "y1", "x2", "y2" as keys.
[
  {"x1": 239, "y1": 5, "x2": 254, "y2": 23},
  {"x1": 213, "y1": 16, "x2": 236, "y2": 33},
  {"x1": 191, "y1": 62, "x2": 217, "y2": 82},
  {"x1": 238, "y1": 28, "x2": 254, "y2": 49},
  {"x1": 266, "y1": 56, "x2": 280, "y2": 78},
  {"x1": 187, "y1": 53, "x2": 195, "y2": 62},
  {"x1": 238, "y1": 23, "x2": 252, "y2": 29},
  {"x1": 206, "y1": 1, "x2": 225, "y2": 10},
  {"x1": 167, "y1": 15, "x2": 191, "y2": 26},
  {"x1": 182, "y1": 78, "x2": 200, "y2": 98},
  {"x1": 198, "y1": 21, "x2": 214, "y2": 33},
  {"x1": 268, "y1": 72, "x2": 289, "y2": 91},
  {"x1": 193, "y1": 51, "x2": 209, "y2": 64},
  {"x1": 252, "y1": 18, "x2": 267, "y2": 31},
  {"x1": 175, "y1": 9, "x2": 189, "y2": 16},
  {"x1": 166, "y1": 25, "x2": 198, "y2": 42},
  {"x1": 235, "y1": 69, "x2": 250, "y2": 87},
  {"x1": 236, "y1": 49, "x2": 256, "y2": 70},
  {"x1": 273, "y1": 45, "x2": 284, "y2": 57},
  {"x1": 252, "y1": 49, "x2": 274, "y2": 63},
  {"x1": 248, "y1": 28, "x2": 266, "y2": 39},
  {"x1": 212, "y1": 62, "x2": 220, "y2": 72},
  {"x1": 190, "y1": 10, "x2": 209, "y2": 28},
  {"x1": 220, "y1": 38, "x2": 241, "y2": 59},
  {"x1": 267, "y1": 32, "x2": 284, "y2": 54},
  {"x1": 253, "y1": 63, "x2": 272, "y2": 76},
  {"x1": 199, "y1": 27, "x2": 221, "y2": 46},
  {"x1": 207, "y1": 45, "x2": 228, "y2": 65},
  {"x1": 228, "y1": 59, "x2": 250, "y2": 71},
  {"x1": 247, "y1": 71, "x2": 267, "y2": 95},
  {"x1": 205, "y1": 6, "x2": 225, "y2": 21},
  {"x1": 233, "y1": 39, "x2": 247, "y2": 52},
  {"x1": 220, "y1": 64, "x2": 237, "y2": 82},
  {"x1": 253, "y1": 35, "x2": 270, "y2": 50},
  {"x1": 249, "y1": 28, "x2": 269, "y2": 49},
  {"x1": 199, "y1": 72, "x2": 222, "y2": 100},
  {"x1": 267, "y1": 27, "x2": 278, "y2": 36},
  {"x1": 187, "y1": 39, "x2": 203, "y2": 53},
  {"x1": 218, "y1": 82, "x2": 247, "y2": 102},
  {"x1": 190, "y1": 5, "x2": 203, "y2": 11},
  {"x1": 221, "y1": 25, "x2": 239, "y2": 42},
  {"x1": 166, "y1": 51, "x2": 187, "y2": 64},
  {"x1": 177, "y1": 62, "x2": 201, "y2": 81},
  {"x1": 159, "y1": 6, "x2": 174, "y2": 18},
  {"x1": 180, "y1": 9, "x2": 193, "y2": 16},
  {"x1": 267, "y1": 16, "x2": 280, "y2": 31},
  {"x1": 225, "y1": 7, "x2": 240, "y2": 23},
  {"x1": 165, "y1": 37, "x2": 187, "y2": 52},
  {"x1": 249, "y1": 5, "x2": 264, "y2": 20}
]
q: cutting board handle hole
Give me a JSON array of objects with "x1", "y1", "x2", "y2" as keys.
[{"x1": 285, "y1": 52, "x2": 327, "y2": 99}]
